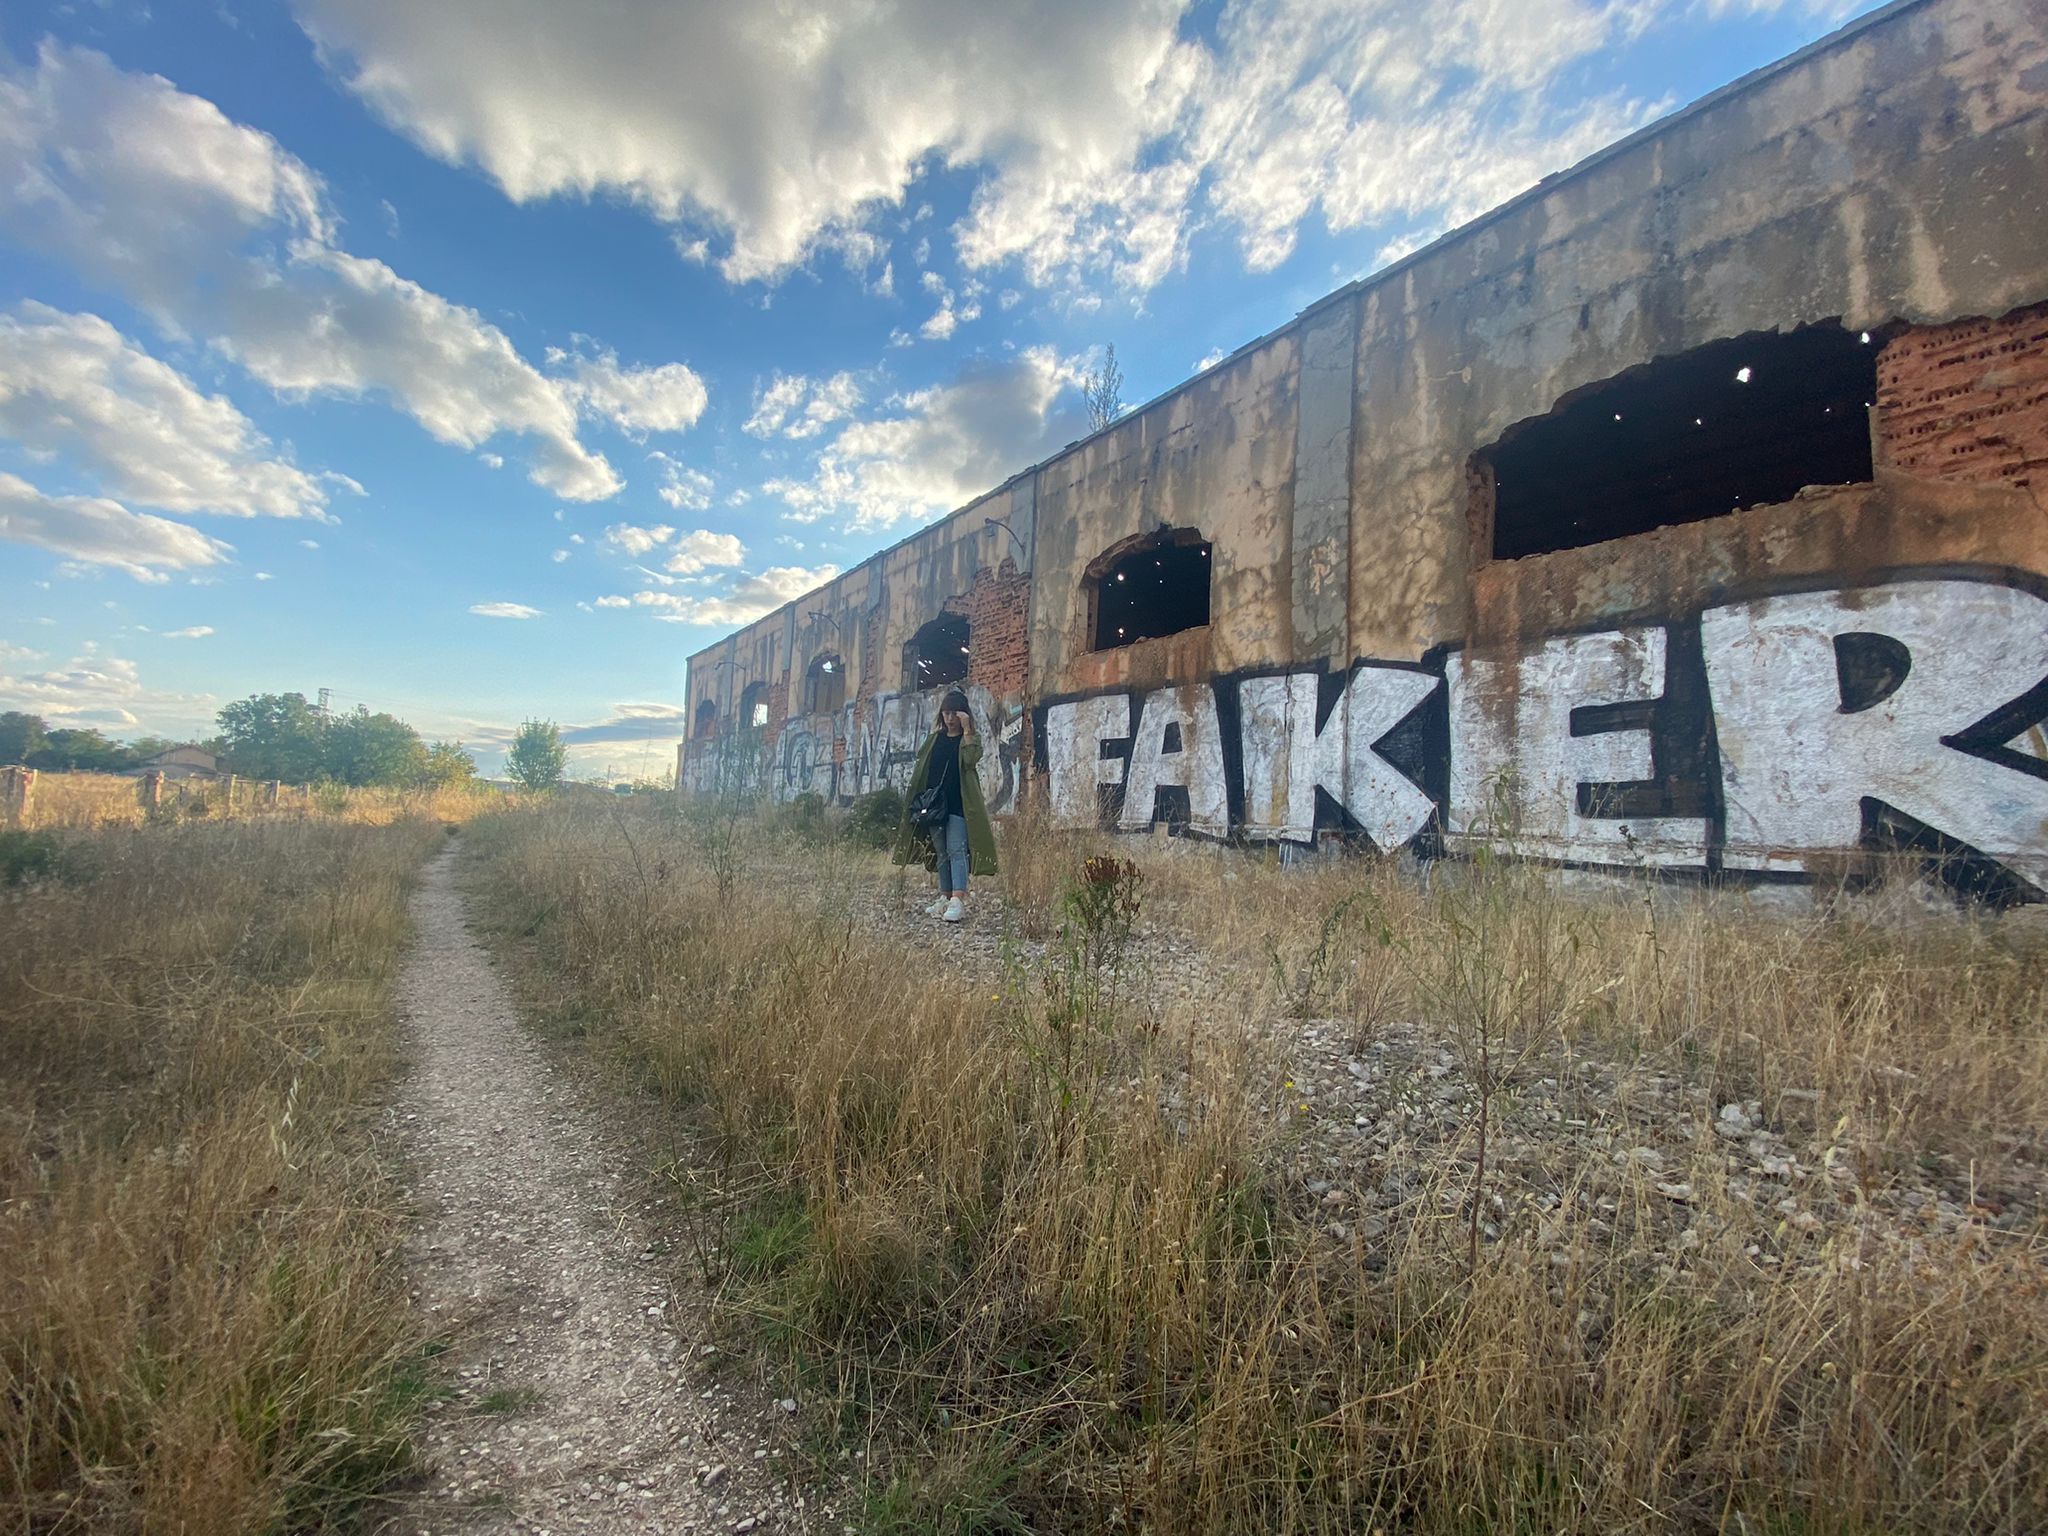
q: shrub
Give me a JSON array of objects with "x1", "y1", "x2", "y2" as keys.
[{"x1": 843, "y1": 787, "x2": 903, "y2": 850}]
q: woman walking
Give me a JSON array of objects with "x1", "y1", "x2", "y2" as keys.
[{"x1": 894, "y1": 688, "x2": 998, "y2": 922}]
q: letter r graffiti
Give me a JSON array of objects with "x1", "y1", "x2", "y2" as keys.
[{"x1": 1703, "y1": 579, "x2": 2048, "y2": 889}]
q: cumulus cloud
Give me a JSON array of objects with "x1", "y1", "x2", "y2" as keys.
[
  {"x1": 619, "y1": 565, "x2": 839, "y2": 627},
  {"x1": 602, "y1": 522, "x2": 674, "y2": 556},
  {"x1": 0, "y1": 648, "x2": 215, "y2": 731},
  {"x1": 915, "y1": 271, "x2": 982, "y2": 341},
  {"x1": 469, "y1": 600, "x2": 540, "y2": 618},
  {"x1": 662, "y1": 529, "x2": 745, "y2": 576},
  {"x1": 163, "y1": 625, "x2": 214, "y2": 639},
  {"x1": 550, "y1": 344, "x2": 709, "y2": 436},
  {"x1": 648, "y1": 451, "x2": 715, "y2": 512},
  {"x1": 295, "y1": 0, "x2": 1195, "y2": 283},
  {"x1": 0, "y1": 43, "x2": 714, "y2": 500},
  {"x1": 766, "y1": 346, "x2": 1084, "y2": 532},
  {"x1": 292, "y1": 0, "x2": 1653, "y2": 297},
  {"x1": 0, "y1": 304, "x2": 332, "y2": 519},
  {"x1": 0, "y1": 471, "x2": 234, "y2": 581},
  {"x1": 743, "y1": 371, "x2": 864, "y2": 440}
]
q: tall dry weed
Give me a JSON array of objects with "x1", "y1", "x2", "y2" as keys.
[
  {"x1": 469, "y1": 799, "x2": 2048, "y2": 1534},
  {"x1": 0, "y1": 815, "x2": 441, "y2": 1532}
]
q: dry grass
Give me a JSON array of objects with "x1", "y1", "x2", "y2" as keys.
[
  {"x1": 14, "y1": 771, "x2": 499, "y2": 832},
  {"x1": 467, "y1": 798, "x2": 2048, "y2": 1535},
  {"x1": 0, "y1": 812, "x2": 445, "y2": 1532}
]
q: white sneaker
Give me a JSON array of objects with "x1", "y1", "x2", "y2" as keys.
[
  {"x1": 925, "y1": 896, "x2": 950, "y2": 917},
  {"x1": 942, "y1": 898, "x2": 965, "y2": 923}
]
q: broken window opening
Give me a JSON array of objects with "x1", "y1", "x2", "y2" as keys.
[
  {"x1": 804, "y1": 653, "x2": 846, "y2": 716},
  {"x1": 738, "y1": 681, "x2": 770, "y2": 730},
  {"x1": 1481, "y1": 321, "x2": 1880, "y2": 560},
  {"x1": 905, "y1": 611, "x2": 970, "y2": 690},
  {"x1": 1088, "y1": 528, "x2": 1212, "y2": 651},
  {"x1": 693, "y1": 700, "x2": 718, "y2": 739}
]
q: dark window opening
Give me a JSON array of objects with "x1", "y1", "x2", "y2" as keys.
[
  {"x1": 693, "y1": 700, "x2": 718, "y2": 739},
  {"x1": 739, "y1": 681, "x2": 769, "y2": 730},
  {"x1": 905, "y1": 612, "x2": 970, "y2": 690},
  {"x1": 1090, "y1": 528, "x2": 1212, "y2": 651},
  {"x1": 1483, "y1": 321, "x2": 1880, "y2": 560},
  {"x1": 805, "y1": 653, "x2": 846, "y2": 716}
]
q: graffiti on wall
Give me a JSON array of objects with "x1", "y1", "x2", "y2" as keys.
[
  {"x1": 685, "y1": 682, "x2": 1026, "y2": 815},
  {"x1": 1035, "y1": 573, "x2": 2048, "y2": 895}
]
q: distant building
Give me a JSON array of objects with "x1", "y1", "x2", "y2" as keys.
[{"x1": 131, "y1": 745, "x2": 219, "y2": 782}]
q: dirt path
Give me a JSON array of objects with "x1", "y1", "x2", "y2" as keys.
[{"x1": 387, "y1": 843, "x2": 808, "y2": 1535}]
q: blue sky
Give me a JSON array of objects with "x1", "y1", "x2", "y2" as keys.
[{"x1": 0, "y1": 0, "x2": 1875, "y2": 777}]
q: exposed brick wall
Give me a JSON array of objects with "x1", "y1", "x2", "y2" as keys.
[
  {"x1": 1878, "y1": 302, "x2": 2048, "y2": 493},
  {"x1": 967, "y1": 556, "x2": 1032, "y2": 699}
]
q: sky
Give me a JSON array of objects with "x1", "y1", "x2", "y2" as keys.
[{"x1": 0, "y1": 0, "x2": 1878, "y2": 779}]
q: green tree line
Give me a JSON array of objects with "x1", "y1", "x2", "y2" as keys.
[{"x1": 0, "y1": 694, "x2": 482, "y2": 790}]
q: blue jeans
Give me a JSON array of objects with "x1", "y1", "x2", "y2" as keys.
[{"x1": 931, "y1": 813, "x2": 970, "y2": 894}]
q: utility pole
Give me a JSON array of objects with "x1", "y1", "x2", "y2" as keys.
[{"x1": 316, "y1": 686, "x2": 332, "y2": 724}]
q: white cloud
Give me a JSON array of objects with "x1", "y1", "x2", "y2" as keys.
[
  {"x1": 0, "y1": 470, "x2": 234, "y2": 581},
  {"x1": 299, "y1": 537, "x2": 321, "y2": 548},
  {"x1": 0, "y1": 303, "x2": 332, "y2": 519},
  {"x1": 479, "y1": 451, "x2": 504, "y2": 468},
  {"x1": 551, "y1": 547, "x2": 569, "y2": 562},
  {"x1": 647, "y1": 450, "x2": 715, "y2": 511},
  {"x1": 603, "y1": 521, "x2": 674, "y2": 556},
  {"x1": 662, "y1": 529, "x2": 745, "y2": 576},
  {"x1": 765, "y1": 346, "x2": 1083, "y2": 532},
  {"x1": 0, "y1": 649, "x2": 215, "y2": 732},
  {"x1": 289, "y1": 0, "x2": 1655, "y2": 298},
  {"x1": 163, "y1": 625, "x2": 214, "y2": 639},
  {"x1": 295, "y1": 0, "x2": 1197, "y2": 284},
  {"x1": 470, "y1": 600, "x2": 540, "y2": 618},
  {"x1": 623, "y1": 565, "x2": 840, "y2": 627},
  {"x1": 915, "y1": 271, "x2": 982, "y2": 341},
  {"x1": 0, "y1": 42, "x2": 641, "y2": 500},
  {"x1": 957, "y1": 0, "x2": 1649, "y2": 287},
  {"x1": 742, "y1": 370, "x2": 863, "y2": 440},
  {"x1": 550, "y1": 344, "x2": 709, "y2": 436},
  {"x1": 254, "y1": 571, "x2": 274, "y2": 580},
  {"x1": 218, "y1": 244, "x2": 622, "y2": 500}
]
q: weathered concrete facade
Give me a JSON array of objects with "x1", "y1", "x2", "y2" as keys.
[{"x1": 685, "y1": 0, "x2": 2048, "y2": 896}]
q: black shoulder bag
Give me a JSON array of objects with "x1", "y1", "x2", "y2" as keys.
[{"x1": 908, "y1": 750, "x2": 954, "y2": 830}]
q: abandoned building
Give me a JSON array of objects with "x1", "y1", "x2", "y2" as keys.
[{"x1": 681, "y1": 0, "x2": 2048, "y2": 897}]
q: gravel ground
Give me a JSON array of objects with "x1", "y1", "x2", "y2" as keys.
[
  {"x1": 387, "y1": 842, "x2": 814, "y2": 1536},
  {"x1": 867, "y1": 863, "x2": 2045, "y2": 1272}
]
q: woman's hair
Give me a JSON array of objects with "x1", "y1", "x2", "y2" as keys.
[{"x1": 940, "y1": 688, "x2": 970, "y2": 716}]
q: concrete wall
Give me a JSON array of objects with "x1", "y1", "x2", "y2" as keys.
[{"x1": 684, "y1": 0, "x2": 2048, "y2": 899}]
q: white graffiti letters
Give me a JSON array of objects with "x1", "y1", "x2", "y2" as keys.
[
  {"x1": 1045, "y1": 694, "x2": 1133, "y2": 827},
  {"x1": 1446, "y1": 628, "x2": 1709, "y2": 866},
  {"x1": 1703, "y1": 580, "x2": 2048, "y2": 886},
  {"x1": 1238, "y1": 667, "x2": 1437, "y2": 850},
  {"x1": 1119, "y1": 685, "x2": 1229, "y2": 836}
]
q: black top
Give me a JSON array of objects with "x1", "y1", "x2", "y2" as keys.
[{"x1": 928, "y1": 730, "x2": 965, "y2": 818}]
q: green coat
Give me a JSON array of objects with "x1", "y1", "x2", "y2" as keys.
[{"x1": 892, "y1": 729, "x2": 999, "y2": 876}]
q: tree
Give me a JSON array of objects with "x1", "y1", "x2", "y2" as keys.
[
  {"x1": 216, "y1": 693, "x2": 327, "y2": 783},
  {"x1": 506, "y1": 719, "x2": 567, "y2": 793},
  {"x1": 0, "y1": 712, "x2": 47, "y2": 767},
  {"x1": 31, "y1": 727, "x2": 133, "y2": 772},
  {"x1": 422, "y1": 739, "x2": 479, "y2": 788},
  {"x1": 322, "y1": 706, "x2": 427, "y2": 787},
  {"x1": 1084, "y1": 343, "x2": 1125, "y2": 431}
]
